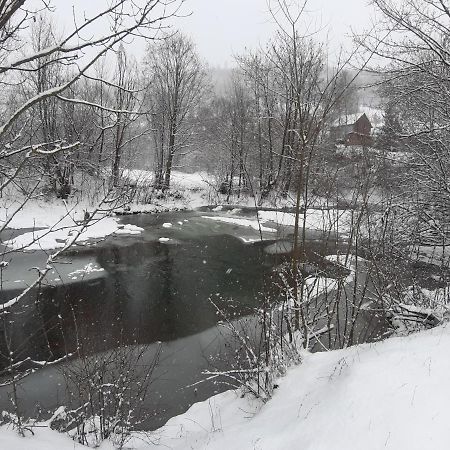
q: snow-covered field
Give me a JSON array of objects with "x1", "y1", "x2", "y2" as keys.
[{"x1": 2, "y1": 324, "x2": 450, "y2": 449}]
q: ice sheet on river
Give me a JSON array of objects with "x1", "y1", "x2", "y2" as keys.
[
  {"x1": 202, "y1": 215, "x2": 277, "y2": 233},
  {"x1": 257, "y1": 209, "x2": 352, "y2": 233},
  {"x1": 4, "y1": 217, "x2": 143, "y2": 251}
]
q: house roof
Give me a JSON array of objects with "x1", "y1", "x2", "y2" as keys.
[
  {"x1": 332, "y1": 113, "x2": 363, "y2": 127},
  {"x1": 332, "y1": 108, "x2": 384, "y2": 129}
]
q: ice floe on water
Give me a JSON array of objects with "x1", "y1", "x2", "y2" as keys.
[
  {"x1": 202, "y1": 215, "x2": 277, "y2": 233},
  {"x1": 67, "y1": 263, "x2": 105, "y2": 280},
  {"x1": 4, "y1": 217, "x2": 144, "y2": 251}
]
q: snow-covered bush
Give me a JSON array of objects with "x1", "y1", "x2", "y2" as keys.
[
  {"x1": 382, "y1": 284, "x2": 450, "y2": 335},
  {"x1": 204, "y1": 293, "x2": 302, "y2": 401},
  {"x1": 58, "y1": 343, "x2": 161, "y2": 448}
]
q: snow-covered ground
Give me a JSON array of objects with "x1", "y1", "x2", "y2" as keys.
[
  {"x1": 1, "y1": 170, "x2": 449, "y2": 449},
  {"x1": 123, "y1": 169, "x2": 214, "y2": 190},
  {"x1": 412, "y1": 245, "x2": 450, "y2": 268},
  {"x1": 2, "y1": 324, "x2": 450, "y2": 449},
  {"x1": 0, "y1": 170, "x2": 217, "y2": 251},
  {"x1": 119, "y1": 169, "x2": 217, "y2": 213},
  {"x1": 151, "y1": 324, "x2": 450, "y2": 450},
  {"x1": 0, "y1": 198, "x2": 92, "y2": 230},
  {"x1": 335, "y1": 145, "x2": 411, "y2": 165}
]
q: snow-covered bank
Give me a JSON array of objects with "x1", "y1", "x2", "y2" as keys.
[
  {"x1": 202, "y1": 215, "x2": 277, "y2": 233},
  {"x1": 2, "y1": 325, "x2": 450, "y2": 449},
  {"x1": 200, "y1": 208, "x2": 352, "y2": 240},
  {"x1": 0, "y1": 197, "x2": 144, "y2": 251},
  {"x1": 0, "y1": 198, "x2": 91, "y2": 230},
  {"x1": 145, "y1": 324, "x2": 450, "y2": 450},
  {"x1": 0, "y1": 170, "x2": 354, "y2": 251},
  {"x1": 3, "y1": 214, "x2": 143, "y2": 251},
  {"x1": 0, "y1": 170, "x2": 215, "y2": 250}
]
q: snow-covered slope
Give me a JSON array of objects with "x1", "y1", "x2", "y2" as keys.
[
  {"x1": 2, "y1": 325, "x2": 450, "y2": 449},
  {"x1": 146, "y1": 324, "x2": 450, "y2": 450}
]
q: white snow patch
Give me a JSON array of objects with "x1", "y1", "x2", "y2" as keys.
[
  {"x1": 3, "y1": 217, "x2": 144, "y2": 251},
  {"x1": 238, "y1": 236, "x2": 263, "y2": 243},
  {"x1": 114, "y1": 224, "x2": 144, "y2": 235},
  {"x1": 162, "y1": 222, "x2": 172, "y2": 228},
  {"x1": 67, "y1": 263, "x2": 105, "y2": 280},
  {"x1": 258, "y1": 209, "x2": 352, "y2": 233},
  {"x1": 0, "y1": 199, "x2": 92, "y2": 230}
]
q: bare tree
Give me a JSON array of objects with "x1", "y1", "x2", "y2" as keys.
[
  {"x1": 0, "y1": 0, "x2": 184, "y2": 433},
  {"x1": 144, "y1": 32, "x2": 207, "y2": 190},
  {"x1": 111, "y1": 45, "x2": 143, "y2": 187},
  {"x1": 263, "y1": 0, "x2": 365, "y2": 340}
]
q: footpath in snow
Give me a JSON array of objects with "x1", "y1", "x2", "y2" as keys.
[{"x1": 2, "y1": 325, "x2": 450, "y2": 449}]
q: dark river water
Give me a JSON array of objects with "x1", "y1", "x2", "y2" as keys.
[{"x1": 0, "y1": 208, "x2": 386, "y2": 430}]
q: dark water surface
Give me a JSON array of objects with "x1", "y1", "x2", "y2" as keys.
[
  {"x1": 0, "y1": 209, "x2": 385, "y2": 430},
  {"x1": 0, "y1": 210, "x2": 287, "y2": 428}
]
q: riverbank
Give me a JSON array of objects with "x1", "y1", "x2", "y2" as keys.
[
  {"x1": 2, "y1": 324, "x2": 449, "y2": 449},
  {"x1": 0, "y1": 170, "x2": 351, "y2": 252}
]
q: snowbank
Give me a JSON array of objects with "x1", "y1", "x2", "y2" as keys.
[
  {"x1": 0, "y1": 425, "x2": 89, "y2": 450},
  {"x1": 3, "y1": 325, "x2": 450, "y2": 449},
  {"x1": 145, "y1": 324, "x2": 450, "y2": 450},
  {"x1": 0, "y1": 198, "x2": 91, "y2": 230},
  {"x1": 201, "y1": 208, "x2": 352, "y2": 238}
]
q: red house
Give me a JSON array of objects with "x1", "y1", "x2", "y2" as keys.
[{"x1": 331, "y1": 113, "x2": 373, "y2": 146}]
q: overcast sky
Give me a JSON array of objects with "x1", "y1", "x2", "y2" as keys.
[
  {"x1": 176, "y1": 0, "x2": 375, "y2": 66},
  {"x1": 56, "y1": 0, "x2": 375, "y2": 67}
]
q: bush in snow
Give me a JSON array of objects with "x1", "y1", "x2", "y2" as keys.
[
  {"x1": 57, "y1": 343, "x2": 161, "y2": 448},
  {"x1": 203, "y1": 293, "x2": 302, "y2": 401}
]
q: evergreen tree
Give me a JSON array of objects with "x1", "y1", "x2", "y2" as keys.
[{"x1": 377, "y1": 102, "x2": 403, "y2": 152}]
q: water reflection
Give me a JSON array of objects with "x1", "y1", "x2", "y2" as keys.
[{"x1": 0, "y1": 233, "x2": 276, "y2": 374}]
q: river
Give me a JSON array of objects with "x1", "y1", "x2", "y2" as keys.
[{"x1": 0, "y1": 207, "x2": 387, "y2": 430}]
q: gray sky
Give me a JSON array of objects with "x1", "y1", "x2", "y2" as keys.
[
  {"x1": 55, "y1": 0, "x2": 375, "y2": 67},
  {"x1": 174, "y1": 0, "x2": 375, "y2": 66}
]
